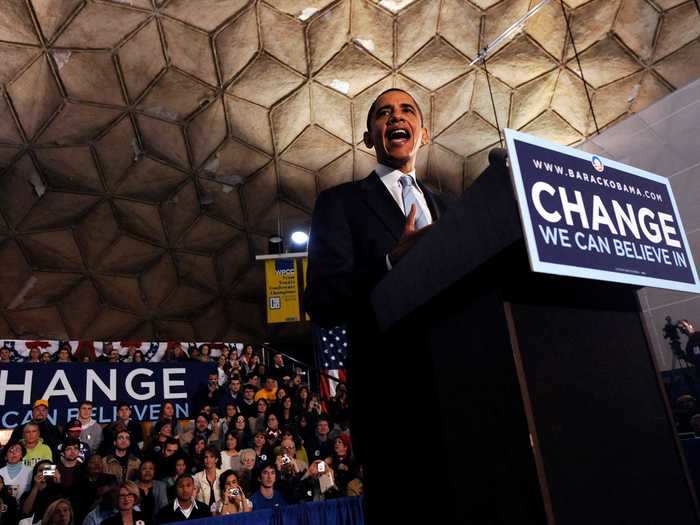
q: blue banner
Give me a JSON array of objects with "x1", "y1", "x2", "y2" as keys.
[
  {"x1": 505, "y1": 129, "x2": 700, "y2": 293},
  {"x1": 0, "y1": 362, "x2": 216, "y2": 428}
]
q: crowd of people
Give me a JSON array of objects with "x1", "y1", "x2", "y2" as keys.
[{"x1": 0, "y1": 345, "x2": 359, "y2": 525}]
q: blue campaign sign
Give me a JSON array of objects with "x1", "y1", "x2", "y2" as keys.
[
  {"x1": 0, "y1": 361, "x2": 215, "y2": 428},
  {"x1": 504, "y1": 129, "x2": 700, "y2": 293}
]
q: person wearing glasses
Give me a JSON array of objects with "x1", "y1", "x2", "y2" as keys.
[
  {"x1": 102, "y1": 481, "x2": 150, "y2": 525},
  {"x1": 212, "y1": 470, "x2": 251, "y2": 515}
]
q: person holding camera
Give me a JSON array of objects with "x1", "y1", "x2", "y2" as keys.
[
  {"x1": 56, "y1": 438, "x2": 89, "y2": 522},
  {"x1": 272, "y1": 437, "x2": 307, "y2": 504},
  {"x1": 193, "y1": 374, "x2": 222, "y2": 415},
  {"x1": 20, "y1": 460, "x2": 67, "y2": 524},
  {"x1": 212, "y1": 470, "x2": 251, "y2": 515}
]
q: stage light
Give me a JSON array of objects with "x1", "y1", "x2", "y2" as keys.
[
  {"x1": 290, "y1": 231, "x2": 309, "y2": 246},
  {"x1": 268, "y1": 235, "x2": 283, "y2": 254}
]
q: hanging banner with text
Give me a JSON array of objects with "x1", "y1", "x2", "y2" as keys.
[
  {"x1": 264, "y1": 256, "x2": 308, "y2": 323},
  {"x1": 505, "y1": 129, "x2": 700, "y2": 293},
  {"x1": 0, "y1": 362, "x2": 215, "y2": 428}
]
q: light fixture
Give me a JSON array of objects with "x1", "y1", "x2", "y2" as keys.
[
  {"x1": 268, "y1": 235, "x2": 283, "y2": 254},
  {"x1": 290, "y1": 231, "x2": 309, "y2": 247}
]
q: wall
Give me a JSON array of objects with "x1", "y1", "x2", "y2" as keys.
[{"x1": 579, "y1": 78, "x2": 700, "y2": 371}]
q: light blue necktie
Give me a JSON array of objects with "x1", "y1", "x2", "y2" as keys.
[{"x1": 399, "y1": 175, "x2": 429, "y2": 228}]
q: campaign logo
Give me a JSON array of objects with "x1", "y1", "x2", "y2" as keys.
[{"x1": 591, "y1": 155, "x2": 604, "y2": 173}]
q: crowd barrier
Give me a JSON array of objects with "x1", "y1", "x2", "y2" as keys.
[{"x1": 182, "y1": 497, "x2": 365, "y2": 525}]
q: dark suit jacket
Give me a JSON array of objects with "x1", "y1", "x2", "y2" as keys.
[
  {"x1": 304, "y1": 171, "x2": 450, "y2": 327},
  {"x1": 155, "y1": 501, "x2": 211, "y2": 524},
  {"x1": 304, "y1": 171, "x2": 450, "y2": 464}
]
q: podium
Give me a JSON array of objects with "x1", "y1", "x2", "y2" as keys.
[{"x1": 365, "y1": 159, "x2": 699, "y2": 524}]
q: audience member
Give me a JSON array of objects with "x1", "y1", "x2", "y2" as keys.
[
  {"x1": 20, "y1": 460, "x2": 67, "y2": 524},
  {"x1": 21, "y1": 423, "x2": 54, "y2": 468},
  {"x1": 11, "y1": 401, "x2": 62, "y2": 452},
  {"x1": 186, "y1": 437, "x2": 206, "y2": 475},
  {"x1": 102, "y1": 481, "x2": 150, "y2": 525},
  {"x1": 212, "y1": 470, "x2": 251, "y2": 515},
  {"x1": 307, "y1": 418, "x2": 333, "y2": 462},
  {"x1": 0, "y1": 474, "x2": 19, "y2": 525},
  {"x1": 101, "y1": 403, "x2": 144, "y2": 456},
  {"x1": 82, "y1": 474, "x2": 118, "y2": 525},
  {"x1": 238, "y1": 385, "x2": 258, "y2": 420},
  {"x1": 155, "y1": 474, "x2": 211, "y2": 523},
  {"x1": 193, "y1": 446, "x2": 222, "y2": 512},
  {"x1": 254, "y1": 378, "x2": 278, "y2": 403},
  {"x1": 102, "y1": 430, "x2": 141, "y2": 482},
  {"x1": 76, "y1": 401, "x2": 103, "y2": 454},
  {"x1": 135, "y1": 460, "x2": 168, "y2": 522},
  {"x1": 55, "y1": 438, "x2": 89, "y2": 521},
  {"x1": 58, "y1": 420, "x2": 91, "y2": 463},
  {"x1": 328, "y1": 435, "x2": 357, "y2": 494},
  {"x1": 269, "y1": 353, "x2": 292, "y2": 383},
  {"x1": 234, "y1": 449, "x2": 255, "y2": 493},
  {"x1": 219, "y1": 432, "x2": 241, "y2": 473},
  {"x1": 193, "y1": 374, "x2": 221, "y2": 415},
  {"x1": 249, "y1": 464, "x2": 287, "y2": 510},
  {"x1": 0, "y1": 442, "x2": 31, "y2": 502},
  {"x1": 218, "y1": 377, "x2": 243, "y2": 415},
  {"x1": 40, "y1": 498, "x2": 72, "y2": 525}
]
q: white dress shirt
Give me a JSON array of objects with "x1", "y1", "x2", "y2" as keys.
[
  {"x1": 375, "y1": 163, "x2": 433, "y2": 223},
  {"x1": 375, "y1": 163, "x2": 433, "y2": 270}
]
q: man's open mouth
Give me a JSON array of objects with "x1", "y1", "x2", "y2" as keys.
[{"x1": 387, "y1": 128, "x2": 411, "y2": 146}]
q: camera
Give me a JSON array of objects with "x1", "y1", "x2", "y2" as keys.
[
  {"x1": 42, "y1": 465, "x2": 57, "y2": 478},
  {"x1": 281, "y1": 455, "x2": 291, "y2": 465},
  {"x1": 317, "y1": 461, "x2": 325, "y2": 473},
  {"x1": 228, "y1": 488, "x2": 240, "y2": 497}
]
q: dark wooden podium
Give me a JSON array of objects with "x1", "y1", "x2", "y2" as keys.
[{"x1": 366, "y1": 159, "x2": 699, "y2": 524}]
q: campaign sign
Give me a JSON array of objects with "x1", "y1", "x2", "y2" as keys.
[
  {"x1": 0, "y1": 361, "x2": 215, "y2": 428},
  {"x1": 504, "y1": 128, "x2": 700, "y2": 293}
]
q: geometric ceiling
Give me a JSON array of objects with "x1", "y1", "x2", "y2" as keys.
[{"x1": 0, "y1": 0, "x2": 699, "y2": 342}]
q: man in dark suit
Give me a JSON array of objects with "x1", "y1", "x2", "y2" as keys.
[{"x1": 304, "y1": 89, "x2": 451, "y2": 518}]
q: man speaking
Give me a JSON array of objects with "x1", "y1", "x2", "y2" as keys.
[{"x1": 304, "y1": 89, "x2": 450, "y2": 515}]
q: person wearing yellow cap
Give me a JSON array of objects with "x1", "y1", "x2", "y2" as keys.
[{"x1": 10, "y1": 400, "x2": 62, "y2": 453}]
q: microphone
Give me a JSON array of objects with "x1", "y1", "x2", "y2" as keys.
[{"x1": 488, "y1": 148, "x2": 508, "y2": 168}]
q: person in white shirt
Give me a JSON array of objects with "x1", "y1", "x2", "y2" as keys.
[
  {"x1": 192, "y1": 446, "x2": 222, "y2": 511},
  {"x1": 0, "y1": 442, "x2": 31, "y2": 502}
]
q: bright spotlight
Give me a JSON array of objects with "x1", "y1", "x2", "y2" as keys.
[{"x1": 291, "y1": 231, "x2": 309, "y2": 246}]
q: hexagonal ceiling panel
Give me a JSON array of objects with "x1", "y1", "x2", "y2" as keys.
[{"x1": 0, "y1": 0, "x2": 698, "y2": 341}]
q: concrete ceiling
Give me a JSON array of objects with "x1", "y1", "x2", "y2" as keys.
[{"x1": 0, "y1": 0, "x2": 699, "y2": 342}]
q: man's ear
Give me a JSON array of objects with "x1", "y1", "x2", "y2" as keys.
[
  {"x1": 420, "y1": 128, "x2": 430, "y2": 146},
  {"x1": 363, "y1": 131, "x2": 373, "y2": 149}
]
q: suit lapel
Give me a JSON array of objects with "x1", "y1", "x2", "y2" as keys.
[
  {"x1": 360, "y1": 172, "x2": 405, "y2": 241},
  {"x1": 417, "y1": 180, "x2": 441, "y2": 221}
]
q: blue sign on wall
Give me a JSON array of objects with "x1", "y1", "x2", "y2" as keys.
[
  {"x1": 505, "y1": 129, "x2": 700, "y2": 293},
  {"x1": 0, "y1": 362, "x2": 215, "y2": 428}
]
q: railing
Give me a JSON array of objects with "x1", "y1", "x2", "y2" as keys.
[
  {"x1": 181, "y1": 496, "x2": 364, "y2": 525},
  {"x1": 259, "y1": 343, "x2": 345, "y2": 394}
]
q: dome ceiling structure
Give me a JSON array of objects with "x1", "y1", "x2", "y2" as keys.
[{"x1": 0, "y1": 0, "x2": 699, "y2": 342}]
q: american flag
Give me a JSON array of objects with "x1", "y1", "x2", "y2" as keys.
[{"x1": 315, "y1": 324, "x2": 349, "y2": 401}]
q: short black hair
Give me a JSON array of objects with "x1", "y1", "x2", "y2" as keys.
[
  {"x1": 366, "y1": 88, "x2": 424, "y2": 132},
  {"x1": 175, "y1": 473, "x2": 194, "y2": 486}
]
